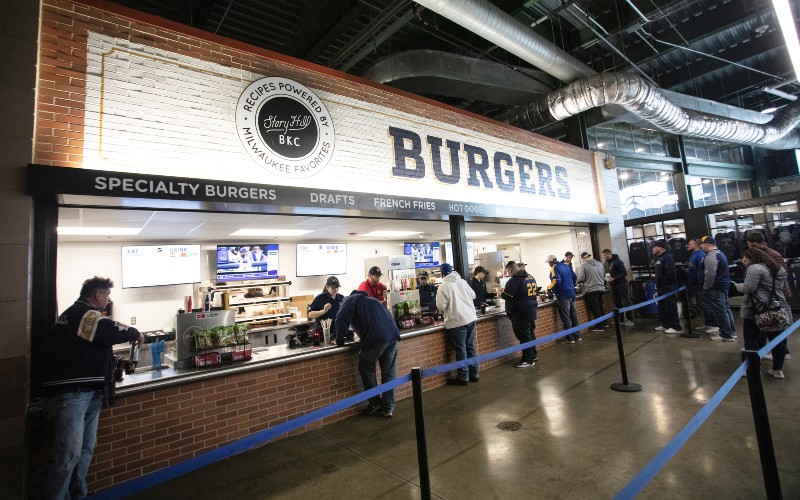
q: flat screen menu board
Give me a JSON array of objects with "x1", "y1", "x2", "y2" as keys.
[
  {"x1": 216, "y1": 244, "x2": 278, "y2": 282},
  {"x1": 121, "y1": 244, "x2": 201, "y2": 288},
  {"x1": 444, "y1": 241, "x2": 475, "y2": 265},
  {"x1": 296, "y1": 243, "x2": 347, "y2": 277}
]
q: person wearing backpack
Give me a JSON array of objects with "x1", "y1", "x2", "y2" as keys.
[{"x1": 733, "y1": 247, "x2": 792, "y2": 379}]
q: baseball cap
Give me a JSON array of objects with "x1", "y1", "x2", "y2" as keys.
[
  {"x1": 439, "y1": 263, "x2": 453, "y2": 276},
  {"x1": 580, "y1": 251, "x2": 591, "y2": 259},
  {"x1": 418, "y1": 271, "x2": 429, "y2": 279},
  {"x1": 565, "y1": 251, "x2": 574, "y2": 257},
  {"x1": 517, "y1": 262, "x2": 526, "y2": 266},
  {"x1": 474, "y1": 266, "x2": 487, "y2": 275},
  {"x1": 504, "y1": 260, "x2": 517, "y2": 269},
  {"x1": 545, "y1": 254, "x2": 558, "y2": 262},
  {"x1": 368, "y1": 266, "x2": 382, "y2": 276},
  {"x1": 325, "y1": 276, "x2": 340, "y2": 287},
  {"x1": 700, "y1": 235, "x2": 716, "y2": 245},
  {"x1": 652, "y1": 239, "x2": 667, "y2": 249}
]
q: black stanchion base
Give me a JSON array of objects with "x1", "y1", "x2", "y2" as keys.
[
  {"x1": 680, "y1": 333, "x2": 702, "y2": 338},
  {"x1": 611, "y1": 382, "x2": 642, "y2": 392}
]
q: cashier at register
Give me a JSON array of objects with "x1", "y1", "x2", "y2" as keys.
[
  {"x1": 417, "y1": 271, "x2": 437, "y2": 312},
  {"x1": 308, "y1": 276, "x2": 344, "y2": 331}
]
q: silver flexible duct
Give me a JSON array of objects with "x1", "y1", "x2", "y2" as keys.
[
  {"x1": 506, "y1": 73, "x2": 800, "y2": 146},
  {"x1": 414, "y1": 0, "x2": 800, "y2": 149}
]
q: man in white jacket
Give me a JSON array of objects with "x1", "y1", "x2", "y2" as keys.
[{"x1": 436, "y1": 263, "x2": 479, "y2": 385}]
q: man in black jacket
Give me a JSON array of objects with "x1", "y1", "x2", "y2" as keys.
[
  {"x1": 42, "y1": 276, "x2": 143, "y2": 500},
  {"x1": 652, "y1": 240, "x2": 683, "y2": 333},
  {"x1": 602, "y1": 249, "x2": 634, "y2": 326}
]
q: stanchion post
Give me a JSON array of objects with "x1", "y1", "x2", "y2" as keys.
[
  {"x1": 610, "y1": 308, "x2": 642, "y2": 392},
  {"x1": 411, "y1": 367, "x2": 432, "y2": 500},
  {"x1": 680, "y1": 286, "x2": 700, "y2": 338},
  {"x1": 741, "y1": 351, "x2": 783, "y2": 500}
]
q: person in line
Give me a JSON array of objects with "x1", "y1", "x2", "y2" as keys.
[
  {"x1": 335, "y1": 290, "x2": 400, "y2": 418},
  {"x1": 563, "y1": 251, "x2": 575, "y2": 270},
  {"x1": 468, "y1": 265, "x2": 488, "y2": 308},
  {"x1": 602, "y1": 249, "x2": 634, "y2": 326},
  {"x1": 358, "y1": 266, "x2": 387, "y2": 305},
  {"x1": 699, "y1": 236, "x2": 737, "y2": 341},
  {"x1": 686, "y1": 238, "x2": 717, "y2": 334},
  {"x1": 546, "y1": 254, "x2": 582, "y2": 343},
  {"x1": 651, "y1": 240, "x2": 683, "y2": 334},
  {"x1": 746, "y1": 231, "x2": 791, "y2": 358},
  {"x1": 417, "y1": 270, "x2": 437, "y2": 313},
  {"x1": 436, "y1": 263, "x2": 479, "y2": 385},
  {"x1": 734, "y1": 248, "x2": 792, "y2": 378},
  {"x1": 42, "y1": 276, "x2": 144, "y2": 500},
  {"x1": 307, "y1": 276, "x2": 344, "y2": 336},
  {"x1": 576, "y1": 251, "x2": 607, "y2": 332},
  {"x1": 501, "y1": 260, "x2": 539, "y2": 367}
]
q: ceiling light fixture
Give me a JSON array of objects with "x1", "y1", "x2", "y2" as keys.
[
  {"x1": 619, "y1": 172, "x2": 630, "y2": 180},
  {"x1": 360, "y1": 230, "x2": 420, "y2": 237},
  {"x1": 510, "y1": 232, "x2": 545, "y2": 238},
  {"x1": 465, "y1": 231, "x2": 494, "y2": 237},
  {"x1": 230, "y1": 229, "x2": 313, "y2": 236},
  {"x1": 57, "y1": 227, "x2": 142, "y2": 236},
  {"x1": 773, "y1": 0, "x2": 800, "y2": 79}
]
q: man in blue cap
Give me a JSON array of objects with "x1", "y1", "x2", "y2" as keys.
[{"x1": 436, "y1": 263, "x2": 479, "y2": 385}]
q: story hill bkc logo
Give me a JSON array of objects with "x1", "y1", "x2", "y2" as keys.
[{"x1": 236, "y1": 77, "x2": 335, "y2": 179}]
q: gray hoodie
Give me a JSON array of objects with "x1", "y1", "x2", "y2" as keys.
[{"x1": 577, "y1": 259, "x2": 606, "y2": 293}]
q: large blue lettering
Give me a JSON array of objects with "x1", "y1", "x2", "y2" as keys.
[
  {"x1": 536, "y1": 162, "x2": 555, "y2": 197},
  {"x1": 388, "y1": 126, "x2": 425, "y2": 178},
  {"x1": 555, "y1": 166, "x2": 571, "y2": 199},
  {"x1": 517, "y1": 156, "x2": 536, "y2": 195},
  {"x1": 464, "y1": 144, "x2": 493, "y2": 188},
  {"x1": 493, "y1": 152, "x2": 515, "y2": 192},
  {"x1": 428, "y1": 136, "x2": 460, "y2": 184}
]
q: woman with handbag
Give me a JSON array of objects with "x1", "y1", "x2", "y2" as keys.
[{"x1": 734, "y1": 248, "x2": 792, "y2": 379}]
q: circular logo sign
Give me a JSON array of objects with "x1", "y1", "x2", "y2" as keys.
[{"x1": 236, "y1": 77, "x2": 335, "y2": 178}]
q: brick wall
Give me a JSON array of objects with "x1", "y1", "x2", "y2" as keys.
[{"x1": 29, "y1": 296, "x2": 613, "y2": 495}]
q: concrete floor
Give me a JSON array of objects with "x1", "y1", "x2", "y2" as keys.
[{"x1": 136, "y1": 318, "x2": 799, "y2": 499}]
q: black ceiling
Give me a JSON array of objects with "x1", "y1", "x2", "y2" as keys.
[{"x1": 107, "y1": 0, "x2": 799, "y2": 137}]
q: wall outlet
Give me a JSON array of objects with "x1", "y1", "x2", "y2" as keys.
[{"x1": 131, "y1": 317, "x2": 136, "y2": 325}]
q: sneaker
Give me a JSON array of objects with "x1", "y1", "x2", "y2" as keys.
[
  {"x1": 590, "y1": 328, "x2": 605, "y2": 332},
  {"x1": 705, "y1": 327, "x2": 720, "y2": 335},
  {"x1": 720, "y1": 336, "x2": 735, "y2": 342},
  {"x1": 379, "y1": 409, "x2": 394, "y2": 418},
  {"x1": 446, "y1": 378, "x2": 469, "y2": 386},
  {"x1": 762, "y1": 354, "x2": 773, "y2": 361},
  {"x1": 655, "y1": 326, "x2": 667, "y2": 331},
  {"x1": 785, "y1": 354, "x2": 791, "y2": 360},
  {"x1": 514, "y1": 360, "x2": 535, "y2": 368},
  {"x1": 768, "y1": 369, "x2": 785, "y2": 379},
  {"x1": 623, "y1": 320, "x2": 635, "y2": 327},
  {"x1": 469, "y1": 377, "x2": 480, "y2": 383},
  {"x1": 709, "y1": 335, "x2": 729, "y2": 342},
  {"x1": 665, "y1": 328, "x2": 683, "y2": 334},
  {"x1": 360, "y1": 403, "x2": 381, "y2": 416},
  {"x1": 695, "y1": 325, "x2": 708, "y2": 331},
  {"x1": 576, "y1": 336, "x2": 582, "y2": 342}
]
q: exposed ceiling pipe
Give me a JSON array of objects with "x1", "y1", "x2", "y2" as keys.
[
  {"x1": 506, "y1": 72, "x2": 800, "y2": 148},
  {"x1": 413, "y1": 0, "x2": 799, "y2": 148}
]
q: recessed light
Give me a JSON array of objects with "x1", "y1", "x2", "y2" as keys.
[
  {"x1": 510, "y1": 232, "x2": 545, "y2": 238},
  {"x1": 58, "y1": 227, "x2": 141, "y2": 236},
  {"x1": 465, "y1": 232, "x2": 494, "y2": 237},
  {"x1": 360, "y1": 231, "x2": 420, "y2": 237},
  {"x1": 230, "y1": 229, "x2": 312, "y2": 236}
]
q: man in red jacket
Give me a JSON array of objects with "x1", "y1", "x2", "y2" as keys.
[{"x1": 358, "y1": 266, "x2": 387, "y2": 305}]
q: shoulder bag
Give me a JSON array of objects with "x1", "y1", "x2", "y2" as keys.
[{"x1": 749, "y1": 274, "x2": 790, "y2": 332}]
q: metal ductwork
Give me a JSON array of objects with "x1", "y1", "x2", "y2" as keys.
[
  {"x1": 506, "y1": 72, "x2": 800, "y2": 148},
  {"x1": 414, "y1": 0, "x2": 800, "y2": 149},
  {"x1": 363, "y1": 50, "x2": 553, "y2": 105}
]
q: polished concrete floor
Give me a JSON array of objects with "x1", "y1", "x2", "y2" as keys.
[{"x1": 137, "y1": 317, "x2": 798, "y2": 499}]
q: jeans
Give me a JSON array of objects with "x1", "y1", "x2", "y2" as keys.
[
  {"x1": 510, "y1": 316, "x2": 537, "y2": 363},
  {"x1": 657, "y1": 289, "x2": 681, "y2": 330},
  {"x1": 704, "y1": 289, "x2": 736, "y2": 338},
  {"x1": 743, "y1": 318, "x2": 787, "y2": 370},
  {"x1": 358, "y1": 339, "x2": 398, "y2": 412},
  {"x1": 556, "y1": 297, "x2": 582, "y2": 341},
  {"x1": 610, "y1": 282, "x2": 633, "y2": 322},
  {"x1": 44, "y1": 390, "x2": 102, "y2": 500},
  {"x1": 692, "y1": 286, "x2": 717, "y2": 327},
  {"x1": 446, "y1": 321, "x2": 479, "y2": 381},
  {"x1": 585, "y1": 291, "x2": 607, "y2": 327}
]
